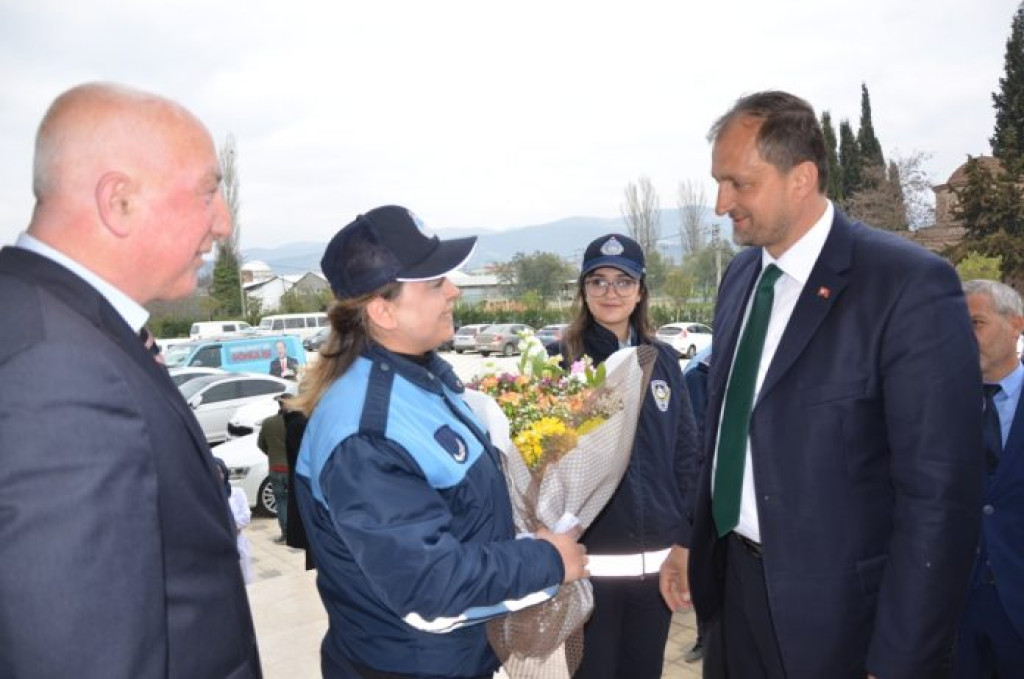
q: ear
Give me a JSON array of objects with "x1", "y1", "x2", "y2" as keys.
[
  {"x1": 365, "y1": 296, "x2": 398, "y2": 332},
  {"x1": 1011, "y1": 313, "x2": 1024, "y2": 339},
  {"x1": 95, "y1": 171, "x2": 134, "y2": 238},
  {"x1": 788, "y1": 160, "x2": 819, "y2": 201}
]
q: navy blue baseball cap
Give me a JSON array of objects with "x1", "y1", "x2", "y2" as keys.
[
  {"x1": 321, "y1": 205, "x2": 477, "y2": 299},
  {"x1": 581, "y1": 233, "x2": 645, "y2": 279}
]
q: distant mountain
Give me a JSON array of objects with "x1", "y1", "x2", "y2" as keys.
[{"x1": 242, "y1": 209, "x2": 732, "y2": 275}]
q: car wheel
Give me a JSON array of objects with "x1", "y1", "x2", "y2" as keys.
[
  {"x1": 685, "y1": 345, "x2": 697, "y2": 359},
  {"x1": 502, "y1": 343, "x2": 516, "y2": 357},
  {"x1": 455, "y1": 348, "x2": 463, "y2": 354},
  {"x1": 257, "y1": 476, "x2": 277, "y2": 517},
  {"x1": 480, "y1": 351, "x2": 490, "y2": 357}
]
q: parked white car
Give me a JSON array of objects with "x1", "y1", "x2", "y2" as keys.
[
  {"x1": 178, "y1": 373, "x2": 295, "y2": 444},
  {"x1": 168, "y1": 366, "x2": 226, "y2": 388},
  {"x1": 213, "y1": 433, "x2": 276, "y2": 516},
  {"x1": 656, "y1": 322, "x2": 713, "y2": 359}
]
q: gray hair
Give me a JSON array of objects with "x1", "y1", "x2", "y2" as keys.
[{"x1": 964, "y1": 279, "x2": 1024, "y2": 317}]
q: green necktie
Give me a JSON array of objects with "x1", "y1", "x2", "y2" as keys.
[{"x1": 713, "y1": 264, "x2": 783, "y2": 537}]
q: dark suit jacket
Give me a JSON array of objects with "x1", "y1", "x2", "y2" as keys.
[
  {"x1": 269, "y1": 355, "x2": 298, "y2": 379},
  {"x1": 688, "y1": 210, "x2": 984, "y2": 679},
  {"x1": 970, "y1": 364, "x2": 1024, "y2": 638},
  {"x1": 0, "y1": 247, "x2": 261, "y2": 678}
]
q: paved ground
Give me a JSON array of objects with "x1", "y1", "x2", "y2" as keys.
[{"x1": 247, "y1": 349, "x2": 701, "y2": 677}]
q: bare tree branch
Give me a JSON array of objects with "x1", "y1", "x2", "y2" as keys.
[
  {"x1": 621, "y1": 175, "x2": 660, "y2": 256},
  {"x1": 676, "y1": 179, "x2": 708, "y2": 259}
]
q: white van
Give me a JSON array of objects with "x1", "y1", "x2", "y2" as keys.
[
  {"x1": 257, "y1": 313, "x2": 328, "y2": 339},
  {"x1": 190, "y1": 320, "x2": 253, "y2": 340}
]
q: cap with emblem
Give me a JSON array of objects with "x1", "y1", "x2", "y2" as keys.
[
  {"x1": 321, "y1": 205, "x2": 477, "y2": 299},
  {"x1": 580, "y1": 233, "x2": 645, "y2": 280}
]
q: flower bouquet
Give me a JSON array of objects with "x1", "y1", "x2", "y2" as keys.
[{"x1": 464, "y1": 332, "x2": 656, "y2": 679}]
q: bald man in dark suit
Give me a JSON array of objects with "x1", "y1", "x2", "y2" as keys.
[{"x1": 0, "y1": 83, "x2": 261, "y2": 678}]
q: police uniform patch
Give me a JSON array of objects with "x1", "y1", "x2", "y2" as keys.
[
  {"x1": 650, "y1": 379, "x2": 671, "y2": 412},
  {"x1": 434, "y1": 425, "x2": 469, "y2": 463}
]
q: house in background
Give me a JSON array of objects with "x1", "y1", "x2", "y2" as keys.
[
  {"x1": 241, "y1": 260, "x2": 275, "y2": 285},
  {"x1": 449, "y1": 270, "x2": 504, "y2": 304},
  {"x1": 908, "y1": 156, "x2": 1005, "y2": 253},
  {"x1": 244, "y1": 275, "x2": 291, "y2": 311}
]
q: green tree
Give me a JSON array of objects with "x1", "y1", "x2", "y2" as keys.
[
  {"x1": 857, "y1": 84, "x2": 886, "y2": 175},
  {"x1": 838, "y1": 120, "x2": 862, "y2": 202},
  {"x1": 956, "y1": 251, "x2": 1003, "y2": 281},
  {"x1": 950, "y1": 156, "x2": 1024, "y2": 287},
  {"x1": 821, "y1": 111, "x2": 843, "y2": 203},
  {"x1": 208, "y1": 134, "x2": 244, "y2": 317},
  {"x1": 953, "y1": 156, "x2": 1024, "y2": 239},
  {"x1": 644, "y1": 249, "x2": 671, "y2": 296},
  {"x1": 500, "y1": 252, "x2": 575, "y2": 304},
  {"x1": 991, "y1": 2, "x2": 1024, "y2": 172},
  {"x1": 209, "y1": 247, "x2": 242, "y2": 316}
]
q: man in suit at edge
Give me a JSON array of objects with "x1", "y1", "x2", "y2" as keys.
[
  {"x1": 0, "y1": 83, "x2": 261, "y2": 678},
  {"x1": 955, "y1": 279, "x2": 1024, "y2": 677},
  {"x1": 269, "y1": 339, "x2": 298, "y2": 379},
  {"x1": 685, "y1": 90, "x2": 984, "y2": 678}
]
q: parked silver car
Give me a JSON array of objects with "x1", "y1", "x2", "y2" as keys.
[
  {"x1": 475, "y1": 323, "x2": 534, "y2": 357},
  {"x1": 452, "y1": 324, "x2": 490, "y2": 353}
]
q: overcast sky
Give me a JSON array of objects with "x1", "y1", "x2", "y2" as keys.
[{"x1": 0, "y1": 0, "x2": 1016, "y2": 251}]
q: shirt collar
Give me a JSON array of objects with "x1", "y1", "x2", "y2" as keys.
[
  {"x1": 761, "y1": 200, "x2": 834, "y2": 285},
  {"x1": 993, "y1": 362, "x2": 1024, "y2": 405},
  {"x1": 16, "y1": 232, "x2": 149, "y2": 333}
]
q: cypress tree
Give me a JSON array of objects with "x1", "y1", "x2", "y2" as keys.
[
  {"x1": 887, "y1": 160, "x2": 907, "y2": 230},
  {"x1": 821, "y1": 111, "x2": 843, "y2": 202},
  {"x1": 857, "y1": 84, "x2": 886, "y2": 187},
  {"x1": 838, "y1": 120, "x2": 862, "y2": 202},
  {"x1": 991, "y1": 2, "x2": 1024, "y2": 172}
]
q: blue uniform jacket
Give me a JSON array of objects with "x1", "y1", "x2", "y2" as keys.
[
  {"x1": 552, "y1": 323, "x2": 700, "y2": 554},
  {"x1": 295, "y1": 344, "x2": 563, "y2": 677}
]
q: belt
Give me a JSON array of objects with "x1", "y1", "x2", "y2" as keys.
[
  {"x1": 588, "y1": 548, "x2": 671, "y2": 577},
  {"x1": 731, "y1": 532, "x2": 763, "y2": 558}
]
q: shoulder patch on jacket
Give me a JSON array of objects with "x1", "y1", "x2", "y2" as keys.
[{"x1": 650, "y1": 379, "x2": 671, "y2": 412}]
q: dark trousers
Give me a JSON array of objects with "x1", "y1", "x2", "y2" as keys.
[
  {"x1": 573, "y1": 576, "x2": 672, "y2": 679},
  {"x1": 704, "y1": 533, "x2": 786, "y2": 679},
  {"x1": 954, "y1": 577, "x2": 1024, "y2": 678}
]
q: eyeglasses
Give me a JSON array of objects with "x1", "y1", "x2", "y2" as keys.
[{"x1": 584, "y1": 277, "x2": 639, "y2": 297}]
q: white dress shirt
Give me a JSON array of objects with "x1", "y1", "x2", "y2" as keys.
[{"x1": 715, "y1": 201, "x2": 834, "y2": 543}]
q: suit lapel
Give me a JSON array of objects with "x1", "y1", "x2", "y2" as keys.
[
  {"x1": 756, "y1": 212, "x2": 854, "y2": 405},
  {"x1": 1, "y1": 247, "x2": 211, "y2": 456},
  {"x1": 993, "y1": 371, "x2": 1024, "y2": 491}
]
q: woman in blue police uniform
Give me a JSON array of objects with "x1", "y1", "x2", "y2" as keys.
[
  {"x1": 292, "y1": 205, "x2": 588, "y2": 679},
  {"x1": 551, "y1": 233, "x2": 700, "y2": 679}
]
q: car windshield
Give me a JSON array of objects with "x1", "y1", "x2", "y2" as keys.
[
  {"x1": 179, "y1": 374, "x2": 232, "y2": 399},
  {"x1": 657, "y1": 326, "x2": 683, "y2": 336},
  {"x1": 164, "y1": 343, "x2": 198, "y2": 367}
]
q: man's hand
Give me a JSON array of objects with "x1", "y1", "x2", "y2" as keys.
[
  {"x1": 659, "y1": 544, "x2": 691, "y2": 612},
  {"x1": 536, "y1": 527, "x2": 589, "y2": 583}
]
